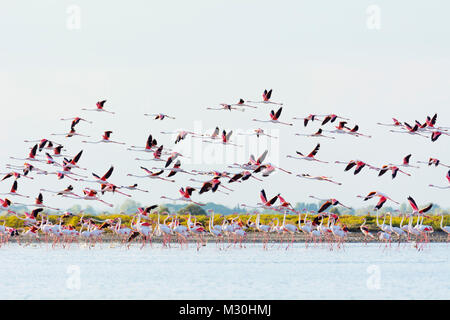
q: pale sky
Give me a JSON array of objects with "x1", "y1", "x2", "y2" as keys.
[{"x1": 0, "y1": 1, "x2": 449, "y2": 211}]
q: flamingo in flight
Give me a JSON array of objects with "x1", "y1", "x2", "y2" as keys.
[
  {"x1": 160, "y1": 130, "x2": 204, "y2": 144},
  {"x1": 99, "y1": 183, "x2": 132, "y2": 198},
  {"x1": 229, "y1": 150, "x2": 268, "y2": 171},
  {"x1": 134, "y1": 145, "x2": 166, "y2": 163},
  {"x1": 371, "y1": 165, "x2": 411, "y2": 179},
  {"x1": 42, "y1": 153, "x2": 64, "y2": 168},
  {"x1": 296, "y1": 173, "x2": 342, "y2": 185},
  {"x1": 46, "y1": 165, "x2": 88, "y2": 181},
  {"x1": 136, "y1": 205, "x2": 158, "y2": 219},
  {"x1": 320, "y1": 114, "x2": 350, "y2": 126},
  {"x1": 247, "y1": 89, "x2": 283, "y2": 105},
  {"x1": 128, "y1": 134, "x2": 158, "y2": 152},
  {"x1": 195, "y1": 126, "x2": 221, "y2": 140},
  {"x1": 324, "y1": 121, "x2": 371, "y2": 138},
  {"x1": 190, "y1": 170, "x2": 230, "y2": 178},
  {"x1": 231, "y1": 98, "x2": 257, "y2": 108},
  {"x1": 295, "y1": 128, "x2": 336, "y2": 139},
  {"x1": 160, "y1": 186, "x2": 205, "y2": 206},
  {"x1": 0, "y1": 198, "x2": 12, "y2": 209},
  {"x1": 423, "y1": 113, "x2": 450, "y2": 131},
  {"x1": 389, "y1": 122, "x2": 428, "y2": 137},
  {"x1": 60, "y1": 117, "x2": 93, "y2": 128},
  {"x1": 117, "y1": 183, "x2": 149, "y2": 193},
  {"x1": 144, "y1": 113, "x2": 176, "y2": 120},
  {"x1": 82, "y1": 100, "x2": 115, "y2": 114},
  {"x1": 252, "y1": 107, "x2": 293, "y2": 126},
  {"x1": 377, "y1": 118, "x2": 403, "y2": 127},
  {"x1": 407, "y1": 196, "x2": 433, "y2": 215},
  {"x1": 211, "y1": 98, "x2": 258, "y2": 110},
  {"x1": 81, "y1": 166, "x2": 115, "y2": 184},
  {"x1": 40, "y1": 185, "x2": 79, "y2": 198},
  {"x1": 241, "y1": 189, "x2": 280, "y2": 211},
  {"x1": 237, "y1": 128, "x2": 278, "y2": 139},
  {"x1": 417, "y1": 157, "x2": 450, "y2": 168},
  {"x1": 61, "y1": 150, "x2": 85, "y2": 170},
  {"x1": 228, "y1": 171, "x2": 262, "y2": 183},
  {"x1": 358, "y1": 191, "x2": 400, "y2": 210},
  {"x1": 203, "y1": 130, "x2": 242, "y2": 147},
  {"x1": 127, "y1": 167, "x2": 175, "y2": 182},
  {"x1": 11, "y1": 208, "x2": 44, "y2": 226},
  {"x1": 151, "y1": 160, "x2": 196, "y2": 177},
  {"x1": 430, "y1": 130, "x2": 450, "y2": 142},
  {"x1": 388, "y1": 154, "x2": 420, "y2": 169},
  {"x1": 286, "y1": 143, "x2": 328, "y2": 163},
  {"x1": 51, "y1": 126, "x2": 91, "y2": 138},
  {"x1": 82, "y1": 131, "x2": 125, "y2": 145},
  {"x1": 207, "y1": 104, "x2": 245, "y2": 112},
  {"x1": 309, "y1": 196, "x2": 351, "y2": 213},
  {"x1": 65, "y1": 188, "x2": 114, "y2": 207},
  {"x1": 6, "y1": 163, "x2": 48, "y2": 176},
  {"x1": 48, "y1": 145, "x2": 67, "y2": 158},
  {"x1": 15, "y1": 193, "x2": 60, "y2": 211},
  {"x1": 0, "y1": 180, "x2": 29, "y2": 198},
  {"x1": 335, "y1": 159, "x2": 374, "y2": 175},
  {"x1": 10, "y1": 144, "x2": 43, "y2": 162},
  {"x1": 276, "y1": 194, "x2": 296, "y2": 212},
  {"x1": 164, "y1": 152, "x2": 187, "y2": 167},
  {"x1": 0, "y1": 171, "x2": 34, "y2": 181},
  {"x1": 292, "y1": 114, "x2": 324, "y2": 127},
  {"x1": 429, "y1": 170, "x2": 450, "y2": 189},
  {"x1": 189, "y1": 176, "x2": 233, "y2": 195},
  {"x1": 253, "y1": 163, "x2": 292, "y2": 176},
  {"x1": 23, "y1": 139, "x2": 63, "y2": 152}
]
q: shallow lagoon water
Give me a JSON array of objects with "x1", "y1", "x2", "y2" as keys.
[{"x1": 0, "y1": 243, "x2": 448, "y2": 299}]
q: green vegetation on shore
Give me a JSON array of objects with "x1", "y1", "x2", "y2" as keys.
[{"x1": 1, "y1": 212, "x2": 449, "y2": 233}]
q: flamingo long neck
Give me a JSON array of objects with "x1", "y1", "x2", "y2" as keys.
[
  {"x1": 187, "y1": 214, "x2": 192, "y2": 228},
  {"x1": 408, "y1": 215, "x2": 413, "y2": 230},
  {"x1": 389, "y1": 214, "x2": 393, "y2": 228},
  {"x1": 282, "y1": 211, "x2": 287, "y2": 227},
  {"x1": 441, "y1": 214, "x2": 444, "y2": 229},
  {"x1": 400, "y1": 214, "x2": 405, "y2": 228},
  {"x1": 376, "y1": 211, "x2": 380, "y2": 227}
]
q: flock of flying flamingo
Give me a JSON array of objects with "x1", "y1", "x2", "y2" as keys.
[{"x1": 0, "y1": 89, "x2": 449, "y2": 251}]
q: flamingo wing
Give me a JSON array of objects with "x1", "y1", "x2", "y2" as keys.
[
  {"x1": 407, "y1": 196, "x2": 419, "y2": 212},
  {"x1": 257, "y1": 150, "x2": 268, "y2": 164},
  {"x1": 260, "y1": 189, "x2": 268, "y2": 204},
  {"x1": 308, "y1": 143, "x2": 320, "y2": 157},
  {"x1": 101, "y1": 166, "x2": 114, "y2": 181}
]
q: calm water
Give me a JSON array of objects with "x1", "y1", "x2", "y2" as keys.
[{"x1": 0, "y1": 243, "x2": 448, "y2": 299}]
